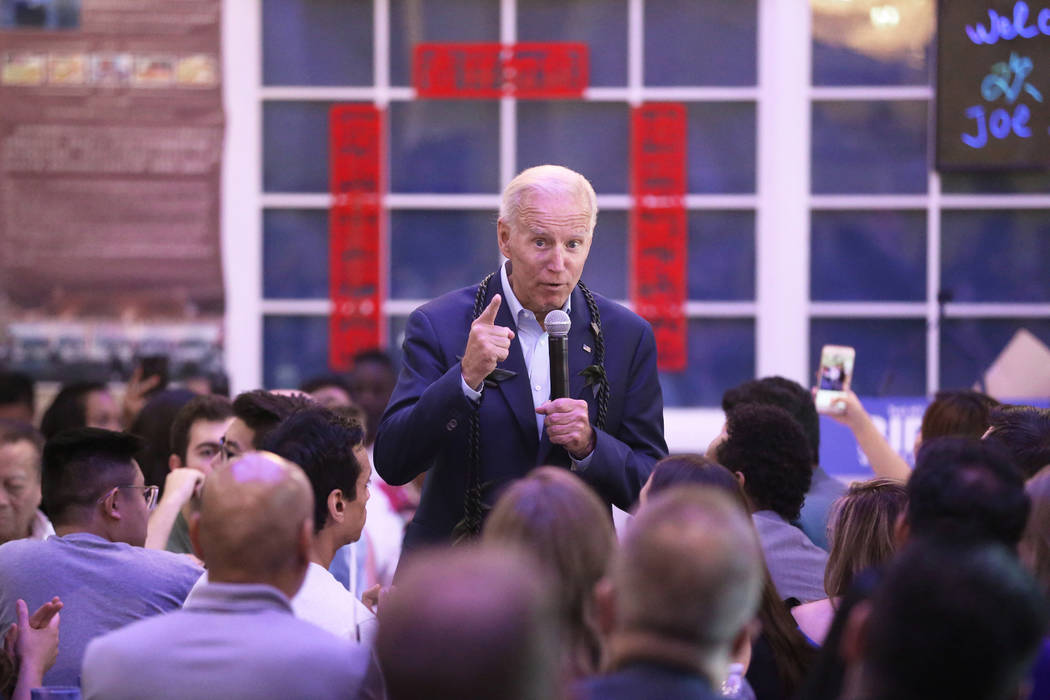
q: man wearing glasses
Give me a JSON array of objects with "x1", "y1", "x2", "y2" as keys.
[{"x1": 0, "y1": 427, "x2": 202, "y2": 686}]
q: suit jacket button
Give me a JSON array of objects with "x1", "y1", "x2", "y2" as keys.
[{"x1": 446, "y1": 419, "x2": 458, "y2": 431}]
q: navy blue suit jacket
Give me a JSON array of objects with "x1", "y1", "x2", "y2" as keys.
[{"x1": 374, "y1": 271, "x2": 667, "y2": 550}]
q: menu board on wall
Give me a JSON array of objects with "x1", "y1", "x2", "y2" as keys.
[
  {"x1": 0, "y1": 0, "x2": 224, "y2": 381},
  {"x1": 937, "y1": 0, "x2": 1050, "y2": 170}
]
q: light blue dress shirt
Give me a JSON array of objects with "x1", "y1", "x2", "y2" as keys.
[{"x1": 460, "y1": 263, "x2": 594, "y2": 466}]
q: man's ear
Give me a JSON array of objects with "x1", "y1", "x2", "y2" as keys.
[
  {"x1": 168, "y1": 454, "x2": 183, "y2": 472},
  {"x1": 594, "y1": 576, "x2": 617, "y2": 637},
  {"x1": 100, "y1": 488, "x2": 122, "y2": 523},
  {"x1": 497, "y1": 218, "x2": 512, "y2": 257},
  {"x1": 327, "y1": 489, "x2": 346, "y2": 524}
]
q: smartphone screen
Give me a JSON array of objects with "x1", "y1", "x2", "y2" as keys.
[{"x1": 814, "y1": 345, "x2": 855, "y2": 413}]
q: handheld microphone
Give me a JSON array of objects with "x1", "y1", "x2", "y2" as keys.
[{"x1": 545, "y1": 310, "x2": 571, "y2": 400}]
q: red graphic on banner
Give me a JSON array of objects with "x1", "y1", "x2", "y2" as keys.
[
  {"x1": 414, "y1": 42, "x2": 588, "y2": 98},
  {"x1": 329, "y1": 105, "x2": 385, "y2": 371},
  {"x1": 631, "y1": 103, "x2": 687, "y2": 372}
]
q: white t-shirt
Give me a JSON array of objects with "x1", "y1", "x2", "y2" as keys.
[{"x1": 188, "y1": 563, "x2": 377, "y2": 647}]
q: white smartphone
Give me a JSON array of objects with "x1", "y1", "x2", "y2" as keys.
[{"x1": 814, "y1": 344, "x2": 856, "y2": 414}]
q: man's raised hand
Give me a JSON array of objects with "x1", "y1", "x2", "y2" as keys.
[{"x1": 461, "y1": 294, "x2": 515, "y2": 390}]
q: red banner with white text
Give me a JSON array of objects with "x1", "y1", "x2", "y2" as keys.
[
  {"x1": 414, "y1": 42, "x2": 588, "y2": 98},
  {"x1": 329, "y1": 104, "x2": 385, "y2": 371},
  {"x1": 630, "y1": 103, "x2": 687, "y2": 372}
]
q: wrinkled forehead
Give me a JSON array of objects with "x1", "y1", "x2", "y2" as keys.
[{"x1": 512, "y1": 188, "x2": 595, "y2": 234}]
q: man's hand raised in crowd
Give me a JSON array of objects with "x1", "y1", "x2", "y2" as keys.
[
  {"x1": 461, "y1": 295, "x2": 515, "y2": 391},
  {"x1": 537, "y1": 398, "x2": 595, "y2": 459}
]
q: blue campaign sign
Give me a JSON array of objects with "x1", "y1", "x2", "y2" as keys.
[
  {"x1": 819, "y1": 395, "x2": 1050, "y2": 481},
  {"x1": 818, "y1": 397, "x2": 928, "y2": 481}
]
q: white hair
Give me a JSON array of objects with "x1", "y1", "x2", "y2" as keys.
[{"x1": 499, "y1": 164, "x2": 598, "y2": 233}]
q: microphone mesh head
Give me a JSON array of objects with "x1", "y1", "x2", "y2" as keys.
[{"x1": 544, "y1": 310, "x2": 571, "y2": 338}]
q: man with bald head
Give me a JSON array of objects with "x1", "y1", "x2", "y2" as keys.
[
  {"x1": 81, "y1": 452, "x2": 384, "y2": 700},
  {"x1": 577, "y1": 486, "x2": 763, "y2": 699},
  {"x1": 376, "y1": 164, "x2": 667, "y2": 550}
]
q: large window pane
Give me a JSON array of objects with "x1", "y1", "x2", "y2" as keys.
[
  {"x1": 263, "y1": 316, "x2": 329, "y2": 389},
  {"x1": 646, "y1": 0, "x2": 757, "y2": 86},
  {"x1": 687, "y1": 103, "x2": 756, "y2": 194},
  {"x1": 688, "y1": 211, "x2": 755, "y2": 301},
  {"x1": 586, "y1": 211, "x2": 628, "y2": 301},
  {"x1": 660, "y1": 320, "x2": 756, "y2": 407},
  {"x1": 389, "y1": 0, "x2": 499, "y2": 86},
  {"x1": 518, "y1": 0, "x2": 627, "y2": 87},
  {"x1": 389, "y1": 210, "x2": 498, "y2": 299},
  {"x1": 263, "y1": 101, "x2": 350, "y2": 193},
  {"x1": 811, "y1": 101, "x2": 927, "y2": 194},
  {"x1": 389, "y1": 101, "x2": 500, "y2": 193},
  {"x1": 518, "y1": 101, "x2": 628, "y2": 194},
  {"x1": 263, "y1": 209, "x2": 329, "y2": 299},
  {"x1": 262, "y1": 0, "x2": 372, "y2": 86},
  {"x1": 941, "y1": 211, "x2": 1050, "y2": 303},
  {"x1": 811, "y1": 210, "x2": 926, "y2": 301},
  {"x1": 940, "y1": 319, "x2": 1050, "y2": 391},
  {"x1": 810, "y1": 319, "x2": 926, "y2": 395},
  {"x1": 811, "y1": 0, "x2": 933, "y2": 86}
]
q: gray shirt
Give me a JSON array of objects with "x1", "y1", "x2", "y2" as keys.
[
  {"x1": 0, "y1": 532, "x2": 202, "y2": 686},
  {"x1": 82, "y1": 582, "x2": 384, "y2": 700},
  {"x1": 752, "y1": 510, "x2": 829, "y2": 604}
]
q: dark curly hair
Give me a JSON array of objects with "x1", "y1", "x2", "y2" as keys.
[
  {"x1": 231, "y1": 390, "x2": 313, "y2": 449},
  {"x1": 983, "y1": 404, "x2": 1050, "y2": 479},
  {"x1": 258, "y1": 405, "x2": 364, "y2": 534},
  {"x1": 909, "y1": 436, "x2": 1029, "y2": 547},
  {"x1": 722, "y1": 377, "x2": 820, "y2": 466},
  {"x1": 716, "y1": 404, "x2": 813, "y2": 520}
]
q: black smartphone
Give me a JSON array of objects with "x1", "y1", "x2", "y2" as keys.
[{"x1": 138, "y1": 355, "x2": 169, "y2": 395}]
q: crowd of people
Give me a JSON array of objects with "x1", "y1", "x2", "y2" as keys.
[{"x1": 0, "y1": 164, "x2": 1049, "y2": 699}]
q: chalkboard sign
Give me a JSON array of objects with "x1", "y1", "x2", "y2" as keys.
[{"x1": 937, "y1": 0, "x2": 1050, "y2": 170}]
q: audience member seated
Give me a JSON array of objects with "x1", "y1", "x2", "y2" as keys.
[
  {"x1": 81, "y1": 452, "x2": 383, "y2": 700},
  {"x1": 816, "y1": 390, "x2": 911, "y2": 482},
  {"x1": 40, "y1": 382, "x2": 121, "y2": 439},
  {"x1": 300, "y1": 374, "x2": 354, "y2": 409},
  {"x1": 144, "y1": 394, "x2": 233, "y2": 553},
  {"x1": 712, "y1": 405, "x2": 829, "y2": 603},
  {"x1": 376, "y1": 544, "x2": 560, "y2": 700},
  {"x1": 1022, "y1": 465, "x2": 1050, "y2": 599},
  {"x1": 482, "y1": 466, "x2": 615, "y2": 680},
  {"x1": 259, "y1": 405, "x2": 376, "y2": 645},
  {"x1": 722, "y1": 377, "x2": 844, "y2": 550},
  {"x1": 1, "y1": 596, "x2": 62, "y2": 700},
  {"x1": 983, "y1": 404, "x2": 1050, "y2": 478},
  {"x1": 904, "y1": 436, "x2": 1029, "y2": 548},
  {"x1": 916, "y1": 389, "x2": 1000, "y2": 450},
  {"x1": 0, "y1": 371, "x2": 35, "y2": 425},
  {"x1": 213, "y1": 389, "x2": 312, "y2": 468},
  {"x1": 577, "y1": 487, "x2": 763, "y2": 700},
  {"x1": 641, "y1": 455, "x2": 816, "y2": 700},
  {"x1": 0, "y1": 428, "x2": 201, "y2": 685},
  {"x1": 0, "y1": 421, "x2": 52, "y2": 544},
  {"x1": 791, "y1": 478, "x2": 907, "y2": 645},
  {"x1": 128, "y1": 388, "x2": 196, "y2": 502},
  {"x1": 840, "y1": 537, "x2": 1047, "y2": 700}
]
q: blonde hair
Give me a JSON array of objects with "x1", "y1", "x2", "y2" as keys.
[
  {"x1": 499, "y1": 165, "x2": 598, "y2": 233},
  {"x1": 824, "y1": 477, "x2": 908, "y2": 598},
  {"x1": 1021, "y1": 465, "x2": 1050, "y2": 599},
  {"x1": 483, "y1": 466, "x2": 614, "y2": 678}
]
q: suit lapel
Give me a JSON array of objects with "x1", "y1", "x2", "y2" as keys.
[{"x1": 489, "y1": 273, "x2": 540, "y2": 452}]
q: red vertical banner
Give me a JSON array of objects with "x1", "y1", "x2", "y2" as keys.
[
  {"x1": 329, "y1": 104, "x2": 385, "y2": 371},
  {"x1": 630, "y1": 103, "x2": 687, "y2": 372}
]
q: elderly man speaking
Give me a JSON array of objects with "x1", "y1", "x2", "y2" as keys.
[{"x1": 375, "y1": 164, "x2": 667, "y2": 550}]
